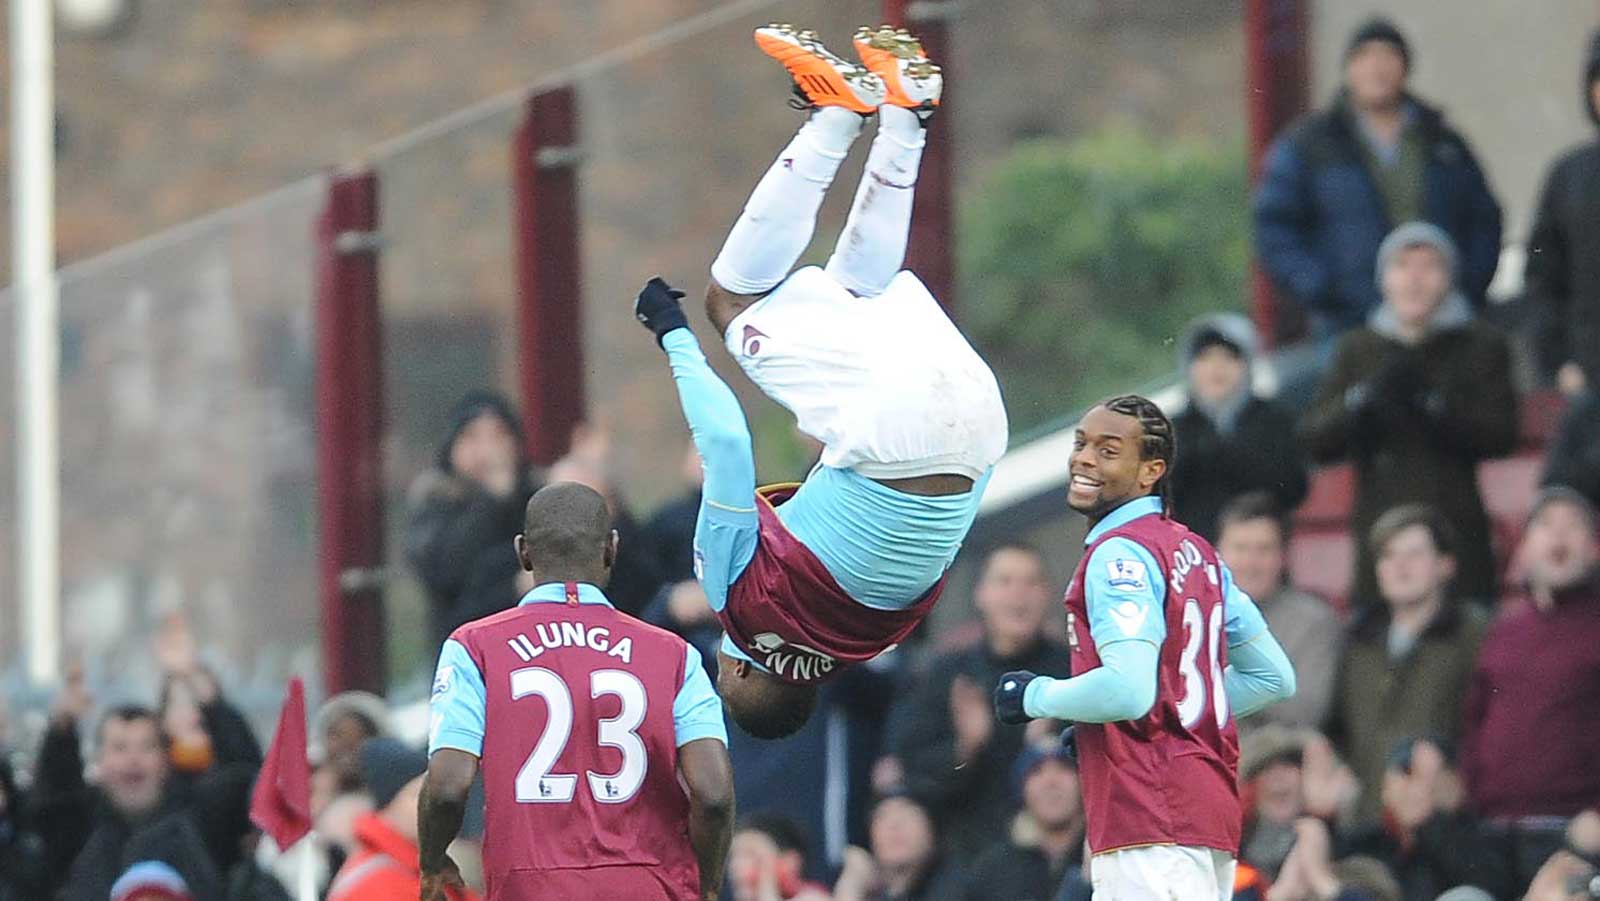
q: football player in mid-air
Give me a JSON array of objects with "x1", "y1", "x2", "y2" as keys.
[
  {"x1": 632, "y1": 24, "x2": 1008, "y2": 739},
  {"x1": 992, "y1": 396, "x2": 1297, "y2": 900}
]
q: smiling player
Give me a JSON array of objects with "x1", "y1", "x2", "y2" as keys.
[{"x1": 991, "y1": 395, "x2": 1296, "y2": 900}]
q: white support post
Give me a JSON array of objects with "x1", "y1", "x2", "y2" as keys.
[{"x1": 11, "y1": 0, "x2": 60, "y2": 686}]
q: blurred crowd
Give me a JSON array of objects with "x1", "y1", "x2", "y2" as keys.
[{"x1": 4, "y1": 13, "x2": 1600, "y2": 901}]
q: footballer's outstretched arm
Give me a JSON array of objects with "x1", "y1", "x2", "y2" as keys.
[{"x1": 1219, "y1": 562, "x2": 1296, "y2": 718}]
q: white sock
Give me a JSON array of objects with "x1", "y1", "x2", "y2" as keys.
[
  {"x1": 710, "y1": 107, "x2": 864, "y2": 296},
  {"x1": 824, "y1": 105, "x2": 925, "y2": 297}
]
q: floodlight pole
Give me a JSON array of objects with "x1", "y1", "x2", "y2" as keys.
[{"x1": 11, "y1": 0, "x2": 60, "y2": 687}]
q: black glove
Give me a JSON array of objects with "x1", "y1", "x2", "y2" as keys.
[
  {"x1": 993, "y1": 670, "x2": 1039, "y2": 725},
  {"x1": 634, "y1": 276, "x2": 689, "y2": 347},
  {"x1": 1059, "y1": 724, "x2": 1078, "y2": 763}
]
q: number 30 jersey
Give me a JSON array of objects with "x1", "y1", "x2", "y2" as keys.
[
  {"x1": 431, "y1": 581, "x2": 726, "y2": 901},
  {"x1": 1064, "y1": 500, "x2": 1265, "y2": 856}
]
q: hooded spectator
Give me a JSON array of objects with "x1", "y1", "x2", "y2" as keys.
[
  {"x1": 314, "y1": 691, "x2": 392, "y2": 780},
  {"x1": 1527, "y1": 29, "x2": 1600, "y2": 396},
  {"x1": 833, "y1": 793, "x2": 968, "y2": 901},
  {"x1": 1337, "y1": 737, "x2": 1513, "y2": 900},
  {"x1": 1302, "y1": 223, "x2": 1518, "y2": 605},
  {"x1": 964, "y1": 745, "x2": 1091, "y2": 901},
  {"x1": 1327, "y1": 505, "x2": 1485, "y2": 824},
  {"x1": 727, "y1": 812, "x2": 832, "y2": 901},
  {"x1": 1167, "y1": 314, "x2": 1307, "y2": 542},
  {"x1": 0, "y1": 756, "x2": 49, "y2": 901},
  {"x1": 1216, "y1": 494, "x2": 1342, "y2": 729},
  {"x1": 327, "y1": 739, "x2": 477, "y2": 901},
  {"x1": 405, "y1": 390, "x2": 541, "y2": 648},
  {"x1": 38, "y1": 703, "x2": 224, "y2": 901},
  {"x1": 1254, "y1": 17, "x2": 1501, "y2": 343},
  {"x1": 1461, "y1": 488, "x2": 1600, "y2": 886},
  {"x1": 888, "y1": 544, "x2": 1071, "y2": 861}
]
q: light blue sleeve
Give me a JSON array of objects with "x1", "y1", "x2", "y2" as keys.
[
  {"x1": 1220, "y1": 562, "x2": 1271, "y2": 648},
  {"x1": 428, "y1": 639, "x2": 487, "y2": 757},
  {"x1": 1224, "y1": 628, "x2": 1297, "y2": 718},
  {"x1": 671, "y1": 644, "x2": 728, "y2": 747},
  {"x1": 1083, "y1": 537, "x2": 1169, "y2": 649},
  {"x1": 1022, "y1": 639, "x2": 1160, "y2": 722},
  {"x1": 663, "y1": 328, "x2": 759, "y2": 613}
]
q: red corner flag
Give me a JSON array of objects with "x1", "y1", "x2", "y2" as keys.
[{"x1": 250, "y1": 676, "x2": 312, "y2": 850}]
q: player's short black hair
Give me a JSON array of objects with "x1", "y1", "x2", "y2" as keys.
[
  {"x1": 1100, "y1": 394, "x2": 1177, "y2": 512},
  {"x1": 1217, "y1": 492, "x2": 1292, "y2": 543},
  {"x1": 724, "y1": 679, "x2": 818, "y2": 741},
  {"x1": 737, "y1": 811, "x2": 813, "y2": 862},
  {"x1": 1368, "y1": 503, "x2": 1457, "y2": 558},
  {"x1": 522, "y1": 482, "x2": 613, "y2": 572},
  {"x1": 97, "y1": 703, "x2": 170, "y2": 750}
]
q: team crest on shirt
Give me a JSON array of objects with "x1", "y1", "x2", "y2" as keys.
[
  {"x1": 741, "y1": 325, "x2": 769, "y2": 357},
  {"x1": 1106, "y1": 558, "x2": 1148, "y2": 591}
]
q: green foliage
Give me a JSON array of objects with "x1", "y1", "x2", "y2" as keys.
[{"x1": 959, "y1": 129, "x2": 1249, "y2": 435}]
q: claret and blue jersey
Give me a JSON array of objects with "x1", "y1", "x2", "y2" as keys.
[{"x1": 428, "y1": 581, "x2": 726, "y2": 758}]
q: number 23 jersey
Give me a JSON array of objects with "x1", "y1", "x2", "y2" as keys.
[
  {"x1": 431, "y1": 582, "x2": 725, "y2": 901},
  {"x1": 1066, "y1": 511, "x2": 1258, "y2": 856}
]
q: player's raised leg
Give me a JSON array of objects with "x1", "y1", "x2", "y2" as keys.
[
  {"x1": 823, "y1": 26, "x2": 941, "y2": 298},
  {"x1": 706, "y1": 26, "x2": 885, "y2": 333}
]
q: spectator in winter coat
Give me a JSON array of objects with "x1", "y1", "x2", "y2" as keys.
[
  {"x1": 964, "y1": 744, "x2": 1092, "y2": 901},
  {"x1": 641, "y1": 443, "x2": 722, "y2": 679},
  {"x1": 1543, "y1": 391, "x2": 1600, "y2": 510},
  {"x1": 1253, "y1": 17, "x2": 1501, "y2": 344},
  {"x1": 0, "y1": 757, "x2": 49, "y2": 901},
  {"x1": 887, "y1": 544, "x2": 1071, "y2": 861},
  {"x1": 1167, "y1": 314, "x2": 1307, "y2": 542},
  {"x1": 405, "y1": 391, "x2": 540, "y2": 648},
  {"x1": 1526, "y1": 29, "x2": 1600, "y2": 396},
  {"x1": 1216, "y1": 494, "x2": 1342, "y2": 730},
  {"x1": 1301, "y1": 223, "x2": 1518, "y2": 605},
  {"x1": 327, "y1": 739, "x2": 478, "y2": 901},
  {"x1": 1460, "y1": 488, "x2": 1600, "y2": 887},
  {"x1": 1327, "y1": 506, "x2": 1486, "y2": 825},
  {"x1": 38, "y1": 703, "x2": 224, "y2": 901}
]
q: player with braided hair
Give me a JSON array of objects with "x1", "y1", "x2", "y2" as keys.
[{"x1": 991, "y1": 394, "x2": 1297, "y2": 900}]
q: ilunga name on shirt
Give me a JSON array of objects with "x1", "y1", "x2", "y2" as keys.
[{"x1": 505, "y1": 621, "x2": 634, "y2": 665}]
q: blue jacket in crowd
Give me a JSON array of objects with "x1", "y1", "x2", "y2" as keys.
[{"x1": 1253, "y1": 93, "x2": 1502, "y2": 336}]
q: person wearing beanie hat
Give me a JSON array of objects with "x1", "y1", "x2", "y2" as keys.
[
  {"x1": 1458, "y1": 486, "x2": 1600, "y2": 888},
  {"x1": 1167, "y1": 312, "x2": 1307, "y2": 542},
  {"x1": 1302, "y1": 220, "x2": 1517, "y2": 607},
  {"x1": 110, "y1": 861, "x2": 193, "y2": 901},
  {"x1": 404, "y1": 389, "x2": 542, "y2": 649},
  {"x1": 964, "y1": 744, "x2": 1091, "y2": 901},
  {"x1": 327, "y1": 738, "x2": 478, "y2": 901},
  {"x1": 1254, "y1": 14, "x2": 1501, "y2": 345},
  {"x1": 1527, "y1": 29, "x2": 1600, "y2": 397}
]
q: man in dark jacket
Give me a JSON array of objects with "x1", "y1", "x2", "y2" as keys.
[
  {"x1": 1327, "y1": 506, "x2": 1486, "y2": 825},
  {"x1": 36, "y1": 704, "x2": 224, "y2": 900},
  {"x1": 1527, "y1": 29, "x2": 1600, "y2": 396},
  {"x1": 1168, "y1": 313, "x2": 1307, "y2": 541},
  {"x1": 1460, "y1": 488, "x2": 1600, "y2": 887},
  {"x1": 888, "y1": 544, "x2": 1071, "y2": 861},
  {"x1": 404, "y1": 391, "x2": 540, "y2": 648},
  {"x1": 1301, "y1": 223, "x2": 1518, "y2": 604},
  {"x1": 0, "y1": 757, "x2": 49, "y2": 901},
  {"x1": 1254, "y1": 17, "x2": 1501, "y2": 342}
]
